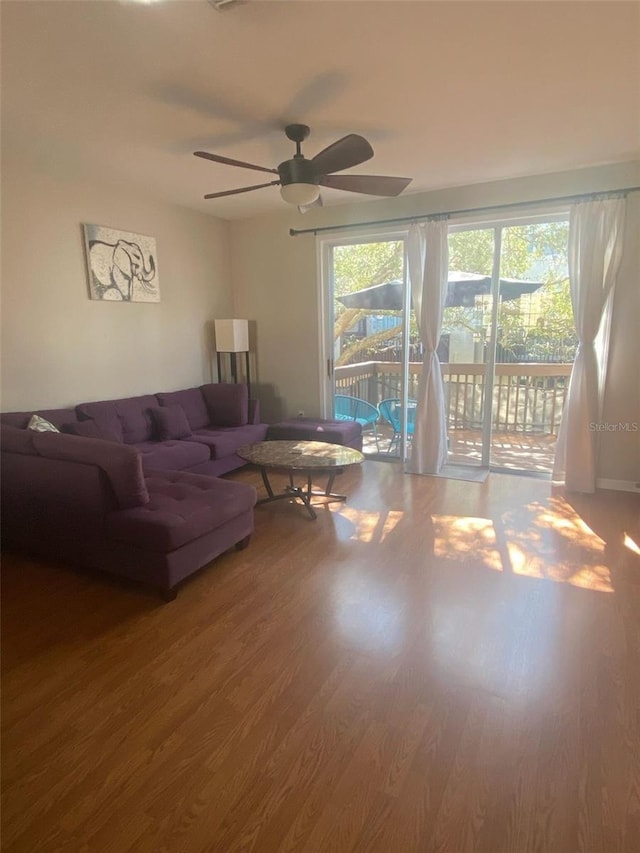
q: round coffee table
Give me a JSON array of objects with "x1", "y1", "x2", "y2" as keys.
[{"x1": 237, "y1": 440, "x2": 364, "y2": 520}]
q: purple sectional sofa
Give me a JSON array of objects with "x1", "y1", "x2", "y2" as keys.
[
  {"x1": 3, "y1": 383, "x2": 267, "y2": 477},
  {"x1": 1, "y1": 383, "x2": 267, "y2": 599}
]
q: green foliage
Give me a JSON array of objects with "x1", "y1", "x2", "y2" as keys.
[
  {"x1": 448, "y1": 228, "x2": 494, "y2": 276},
  {"x1": 333, "y1": 240, "x2": 403, "y2": 297},
  {"x1": 333, "y1": 240, "x2": 405, "y2": 365},
  {"x1": 332, "y1": 222, "x2": 576, "y2": 366}
]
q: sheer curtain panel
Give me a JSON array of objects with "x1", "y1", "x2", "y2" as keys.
[
  {"x1": 553, "y1": 198, "x2": 626, "y2": 492},
  {"x1": 406, "y1": 220, "x2": 449, "y2": 474}
]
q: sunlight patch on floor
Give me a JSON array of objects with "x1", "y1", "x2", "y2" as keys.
[
  {"x1": 505, "y1": 541, "x2": 612, "y2": 592},
  {"x1": 380, "y1": 510, "x2": 404, "y2": 543},
  {"x1": 431, "y1": 500, "x2": 613, "y2": 592},
  {"x1": 433, "y1": 516, "x2": 503, "y2": 571},
  {"x1": 624, "y1": 533, "x2": 640, "y2": 556},
  {"x1": 331, "y1": 505, "x2": 404, "y2": 544},
  {"x1": 502, "y1": 497, "x2": 613, "y2": 593}
]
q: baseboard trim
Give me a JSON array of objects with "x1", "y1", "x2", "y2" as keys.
[{"x1": 596, "y1": 478, "x2": 640, "y2": 493}]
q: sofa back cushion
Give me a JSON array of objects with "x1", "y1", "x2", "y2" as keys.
[
  {"x1": 200, "y1": 383, "x2": 248, "y2": 427},
  {"x1": 76, "y1": 395, "x2": 156, "y2": 444},
  {"x1": 155, "y1": 388, "x2": 210, "y2": 431},
  {"x1": 62, "y1": 416, "x2": 124, "y2": 443},
  {"x1": 1, "y1": 408, "x2": 78, "y2": 430},
  {"x1": 31, "y1": 431, "x2": 149, "y2": 509}
]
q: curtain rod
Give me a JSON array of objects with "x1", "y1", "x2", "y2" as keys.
[{"x1": 288, "y1": 185, "x2": 640, "y2": 237}]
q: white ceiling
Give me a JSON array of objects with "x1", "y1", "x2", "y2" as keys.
[{"x1": 2, "y1": 0, "x2": 639, "y2": 220}]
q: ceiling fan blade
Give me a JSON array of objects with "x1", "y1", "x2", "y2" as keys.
[
  {"x1": 297, "y1": 194, "x2": 324, "y2": 214},
  {"x1": 319, "y1": 174, "x2": 412, "y2": 197},
  {"x1": 311, "y1": 134, "x2": 374, "y2": 176},
  {"x1": 204, "y1": 181, "x2": 280, "y2": 199},
  {"x1": 194, "y1": 151, "x2": 278, "y2": 175}
]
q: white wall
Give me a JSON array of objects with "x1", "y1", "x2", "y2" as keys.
[
  {"x1": 1, "y1": 156, "x2": 232, "y2": 410},
  {"x1": 230, "y1": 162, "x2": 640, "y2": 484}
]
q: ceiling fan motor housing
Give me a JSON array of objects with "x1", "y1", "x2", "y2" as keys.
[{"x1": 277, "y1": 156, "x2": 318, "y2": 188}]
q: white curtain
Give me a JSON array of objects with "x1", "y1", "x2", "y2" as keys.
[
  {"x1": 553, "y1": 197, "x2": 626, "y2": 492},
  {"x1": 406, "y1": 220, "x2": 450, "y2": 474}
]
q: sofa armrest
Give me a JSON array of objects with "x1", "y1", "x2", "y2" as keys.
[
  {"x1": 31, "y1": 431, "x2": 149, "y2": 509},
  {"x1": 248, "y1": 399, "x2": 260, "y2": 424}
]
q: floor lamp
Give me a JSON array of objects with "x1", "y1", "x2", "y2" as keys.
[{"x1": 214, "y1": 319, "x2": 250, "y2": 394}]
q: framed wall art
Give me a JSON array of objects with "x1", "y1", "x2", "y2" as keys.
[{"x1": 83, "y1": 224, "x2": 160, "y2": 302}]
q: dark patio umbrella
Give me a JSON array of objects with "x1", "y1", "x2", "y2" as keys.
[{"x1": 336, "y1": 271, "x2": 544, "y2": 311}]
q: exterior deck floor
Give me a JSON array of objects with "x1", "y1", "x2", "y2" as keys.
[{"x1": 364, "y1": 424, "x2": 557, "y2": 474}]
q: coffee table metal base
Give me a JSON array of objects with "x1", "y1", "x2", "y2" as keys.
[{"x1": 257, "y1": 469, "x2": 345, "y2": 520}]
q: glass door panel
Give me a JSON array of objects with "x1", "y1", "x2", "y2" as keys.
[
  {"x1": 331, "y1": 239, "x2": 407, "y2": 458},
  {"x1": 493, "y1": 220, "x2": 572, "y2": 472},
  {"x1": 444, "y1": 227, "x2": 496, "y2": 467}
]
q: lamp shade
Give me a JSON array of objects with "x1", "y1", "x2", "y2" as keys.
[{"x1": 214, "y1": 319, "x2": 249, "y2": 352}]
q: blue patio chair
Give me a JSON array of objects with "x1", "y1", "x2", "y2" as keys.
[
  {"x1": 378, "y1": 398, "x2": 417, "y2": 454},
  {"x1": 334, "y1": 394, "x2": 379, "y2": 450}
]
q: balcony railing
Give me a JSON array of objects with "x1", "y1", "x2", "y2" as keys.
[{"x1": 335, "y1": 361, "x2": 572, "y2": 435}]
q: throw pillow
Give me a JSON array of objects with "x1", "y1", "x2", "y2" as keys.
[
  {"x1": 151, "y1": 405, "x2": 193, "y2": 441},
  {"x1": 27, "y1": 414, "x2": 60, "y2": 433}
]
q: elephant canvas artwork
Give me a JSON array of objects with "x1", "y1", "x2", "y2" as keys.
[{"x1": 83, "y1": 224, "x2": 160, "y2": 302}]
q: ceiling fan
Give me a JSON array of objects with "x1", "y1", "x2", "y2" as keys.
[{"x1": 194, "y1": 124, "x2": 412, "y2": 210}]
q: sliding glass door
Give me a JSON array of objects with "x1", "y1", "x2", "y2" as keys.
[
  {"x1": 446, "y1": 215, "x2": 572, "y2": 473},
  {"x1": 322, "y1": 211, "x2": 572, "y2": 475}
]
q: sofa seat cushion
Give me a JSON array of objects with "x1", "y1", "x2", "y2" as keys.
[
  {"x1": 155, "y1": 388, "x2": 210, "y2": 431},
  {"x1": 77, "y1": 396, "x2": 157, "y2": 444},
  {"x1": 186, "y1": 423, "x2": 268, "y2": 459},
  {"x1": 105, "y1": 471, "x2": 257, "y2": 552},
  {"x1": 133, "y1": 439, "x2": 210, "y2": 472}
]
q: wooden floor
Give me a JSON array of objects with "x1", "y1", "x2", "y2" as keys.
[
  {"x1": 365, "y1": 426, "x2": 557, "y2": 473},
  {"x1": 2, "y1": 463, "x2": 640, "y2": 852}
]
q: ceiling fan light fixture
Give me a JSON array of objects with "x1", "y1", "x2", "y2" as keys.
[{"x1": 280, "y1": 183, "x2": 320, "y2": 206}]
